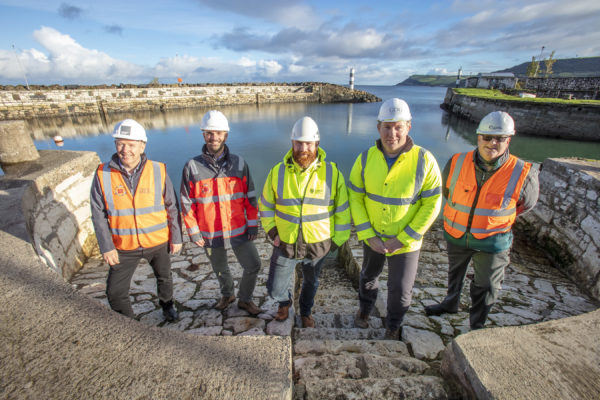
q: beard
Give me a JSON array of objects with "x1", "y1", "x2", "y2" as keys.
[{"x1": 293, "y1": 148, "x2": 318, "y2": 169}]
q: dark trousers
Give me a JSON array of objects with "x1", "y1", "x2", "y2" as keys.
[
  {"x1": 358, "y1": 243, "x2": 420, "y2": 331},
  {"x1": 106, "y1": 243, "x2": 173, "y2": 318},
  {"x1": 440, "y1": 241, "x2": 510, "y2": 328}
]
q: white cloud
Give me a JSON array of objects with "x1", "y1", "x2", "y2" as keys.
[{"x1": 3, "y1": 26, "x2": 147, "y2": 84}]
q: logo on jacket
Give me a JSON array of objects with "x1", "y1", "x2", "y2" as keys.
[
  {"x1": 201, "y1": 184, "x2": 211, "y2": 194},
  {"x1": 114, "y1": 185, "x2": 127, "y2": 196}
]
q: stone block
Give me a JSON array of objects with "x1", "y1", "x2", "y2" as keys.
[{"x1": 64, "y1": 178, "x2": 94, "y2": 208}]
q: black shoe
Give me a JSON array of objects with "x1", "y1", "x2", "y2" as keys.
[
  {"x1": 425, "y1": 303, "x2": 456, "y2": 316},
  {"x1": 162, "y1": 303, "x2": 179, "y2": 322}
]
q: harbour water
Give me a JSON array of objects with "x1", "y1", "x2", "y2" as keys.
[{"x1": 31, "y1": 85, "x2": 600, "y2": 189}]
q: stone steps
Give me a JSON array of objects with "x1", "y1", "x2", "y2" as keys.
[
  {"x1": 293, "y1": 339, "x2": 449, "y2": 400},
  {"x1": 291, "y1": 260, "x2": 452, "y2": 399}
]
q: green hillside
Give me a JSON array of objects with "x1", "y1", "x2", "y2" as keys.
[
  {"x1": 396, "y1": 75, "x2": 461, "y2": 87},
  {"x1": 494, "y1": 56, "x2": 600, "y2": 77}
]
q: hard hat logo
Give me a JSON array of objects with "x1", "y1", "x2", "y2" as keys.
[{"x1": 120, "y1": 126, "x2": 131, "y2": 136}]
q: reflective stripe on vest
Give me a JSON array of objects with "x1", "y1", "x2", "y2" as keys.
[
  {"x1": 443, "y1": 151, "x2": 531, "y2": 239},
  {"x1": 99, "y1": 161, "x2": 169, "y2": 250}
]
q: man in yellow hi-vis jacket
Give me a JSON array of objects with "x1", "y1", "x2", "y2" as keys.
[
  {"x1": 259, "y1": 116, "x2": 351, "y2": 328},
  {"x1": 348, "y1": 98, "x2": 442, "y2": 339}
]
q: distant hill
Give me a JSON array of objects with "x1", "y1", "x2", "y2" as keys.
[
  {"x1": 397, "y1": 57, "x2": 600, "y2": 87},
  {"x1": 396, "y1": 75, "x2": 461, "y2": 87},
  {"x1": 494, "y1": 56, "x2": 600, "y2": 77}
]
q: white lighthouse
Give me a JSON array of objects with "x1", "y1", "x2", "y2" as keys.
[{"x1": 349, "y1": 68, "x2": 355, "y2": 90}]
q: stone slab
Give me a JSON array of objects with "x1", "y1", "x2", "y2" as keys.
[{"x1": 441, "y1": 310, "x2": 600, "y2": 399}]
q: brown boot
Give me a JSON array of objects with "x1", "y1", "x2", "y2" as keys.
[
  {"x1": 301, "y1": 315, "x2": 315, "y2": 328},
  {"x1": 354, "y1": 310, "x2": 369, "y2": 329},
  {"x1": 274, "y1": 304, "x2": 290, "y2": 321},
  {"x1": 214, "y1": 295, "x2": 236, "y2": 310},
  {"x1": 238, "y1": 300, "x2": 262, "y2": 316}
]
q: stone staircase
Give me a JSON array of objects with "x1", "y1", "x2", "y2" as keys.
[{"x1": 291, "y1": 257, "x2": 454, "y2": 399}]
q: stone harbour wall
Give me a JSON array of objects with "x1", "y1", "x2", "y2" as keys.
[
  {"x1": 522, "y1": 77, "x2": 600, "y2": 99},
  {"x1": 441, "y1": 88, "x2": 600, "y2": 141},
  {"x1": 518, "y1": 157, "x2": 600, "y2": 300},
  {"x1": 18, "y1": 150, "x2": 100, "y2": 280},
  {"x1": 0, "y1": 83, "x2": 380, "y2": 121}
]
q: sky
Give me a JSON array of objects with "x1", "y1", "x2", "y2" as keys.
[{"x1": 0, "y1": 0, "x2": 599, "y2": 86}]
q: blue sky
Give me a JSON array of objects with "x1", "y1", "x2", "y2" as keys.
[{"x1": 0, "y1": 0, "x2": 598, "y2": 85}]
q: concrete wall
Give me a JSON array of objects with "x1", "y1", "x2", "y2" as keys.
[
  {"x1": 518, "y1": 158, "x2": 600, "y2": 300},
  {"x1": 16, "y1": 150, "x2": 100, "y2": 280},
  {"x1": 522, "y1": 77, "x2": 600, "y2": 99},
  {"x1": 0, "y1": 84, "x2": 380, "y2": 121},
  {"x1": 441, "y1": 88, "x2": 600, "y2": 141}
]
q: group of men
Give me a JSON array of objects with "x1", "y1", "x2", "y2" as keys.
[{"x1": 90, "y1": 97, "x2": 538, "y2": 336}]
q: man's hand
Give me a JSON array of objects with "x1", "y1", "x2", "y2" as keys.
[
  {"x1": 170, "y1": 243, "x2": 182, "y2": 254},
  {"x1": 273, "y1": 235, "x2": 281, "y2": 247},
  {"x1": 248, "y1": 234, "x2": 257, "y2": 241},
  {"x1": 103, "y1": 249, "x2": 119, "y2": 266},
  {"x1": 367, "y1": 237, "x2": 387, "y2": 254},
  {"x1": 194, "y1": 237, "x2": 205, "y2": 247},
  {"x1": 383, "y1": 237, "x2": 403, "y2": 254}
]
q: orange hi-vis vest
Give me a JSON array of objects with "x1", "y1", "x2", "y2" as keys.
[
  {"x1": 443, "y1": 151, "x2": 531, "y2": 239},
  {"x1": 97, "y1": 161, "x2": 169, "y2": 250},
  {"x1": 183, "y1": 155, "x2": 257, "y2": 243}
]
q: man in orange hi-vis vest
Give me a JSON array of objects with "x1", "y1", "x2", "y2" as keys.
[
  {"x1": 91, "y1": 119, "x2": 182, "y2": 322},
  {"x1": 425, "y1": 111, "x2": 539, "y2": 330}
]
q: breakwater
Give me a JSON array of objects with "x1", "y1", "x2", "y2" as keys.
[
  {"x1": 441, "y1": 88, "x2": 600, "y2": 141},
  {"x1": 0, "y1": 83, "x2": 380, "y2": 121}
]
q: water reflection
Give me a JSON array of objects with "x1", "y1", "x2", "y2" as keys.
[{"x1": 28, "y1": 85, "x2": 600, "y2": 188}]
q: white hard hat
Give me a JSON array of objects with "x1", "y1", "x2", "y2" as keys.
[
  {"x1": 477, "y1": 111, "x2": 515, "y2": 136},
  {"x1": 377, "y1": 98, "x2": 412, "y2": 122},
  {"x1": 290, "y1": 117, "x2": 320, "y2": 142},
  {"x1": 291, "y1": 116, "x2": 320, "y2": 142},
  {"x1": 200, "y1": 110, "x2": 230, "y2": 132},
  {"x1": 112, "y1": 119, "x2": 147, "y2": 142}
]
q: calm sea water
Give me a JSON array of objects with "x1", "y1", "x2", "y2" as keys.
[{"x1": 30, "y1": 85, "x2": 600, "y2": 190}]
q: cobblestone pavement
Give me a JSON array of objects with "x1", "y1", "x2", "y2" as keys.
[{"x1": 72, "y1": 221, "x2": 598, "y2": 399}]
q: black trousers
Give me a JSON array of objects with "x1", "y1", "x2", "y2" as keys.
[{"x1": 106, "y1": 243, "x2": 173, "y2": 318}]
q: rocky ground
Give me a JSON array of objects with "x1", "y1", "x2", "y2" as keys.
[{"x1": 71, "y1": 220, "x2": 598, "y2": 399}]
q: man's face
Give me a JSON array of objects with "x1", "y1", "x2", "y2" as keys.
[
  {"x1": 203, "y1": 130, "x2": 228, "y2": 155},
  {"x1": 377, "y1": 120, "x2": 411, "y2": 155},
  {"x1": 292, "y1": 140, "x2": 318, "y2": 168},
  {"x1": 115, "y1": 139, "x2": 145, "y2": 169},
  {"x1": 477, "y1": 134, "x2": 511, "y2": 162}
]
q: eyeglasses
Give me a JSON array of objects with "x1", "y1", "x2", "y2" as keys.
[{"x1": 480, "y1": 135, "x2": 510, "y2": 143}]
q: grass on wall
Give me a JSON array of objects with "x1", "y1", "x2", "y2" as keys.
[{"x1": 454, "y1": 88, "x2": 600, "y2": 105}]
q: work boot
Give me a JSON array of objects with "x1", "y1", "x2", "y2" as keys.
[
  {"x1": 161, "y1": 301, "x2": 179, "y2": 322},
  {"x1": 384, "y1": 328, "x2": 401, "y2": 340},
  {"x1": 301, "y1": 315, "x2": 315, "y2": 328},
  {"x1": 275, "y1": 304, "x2": 290, "y2": 321},
  {"x1": 354, "y1": 310, "x2": 369, "y2": 329},
  {"x1": 425, "y1": 303, "x2": 457, "y2": 316},
  {"x1": 214, "y1": 295, "x2": 236, "y2": 311},
  {"x1": 238, "y1": 300, "x2": 262, "y2": 316}
]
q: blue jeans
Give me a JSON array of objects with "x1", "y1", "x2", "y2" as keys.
[{"x1": 266, "y1": 247, "x2": 326, "y2": 317}]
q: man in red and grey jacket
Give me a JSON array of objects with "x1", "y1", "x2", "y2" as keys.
[{"x1": 180, "y1": 110, "x2": 262, "y2": 315}]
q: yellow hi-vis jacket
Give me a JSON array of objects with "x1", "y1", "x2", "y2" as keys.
[
  {"x1": 97, "y1": 160, "x2": 169, "y2": 250},
  {"x1": 259, "y1": 148, "x2": 351, "y2": 253},
  {"x1": 348, "y1": 141, "x2": 442, "y2": 255}
]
